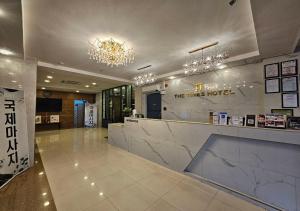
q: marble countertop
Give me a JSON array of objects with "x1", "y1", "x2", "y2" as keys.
[{"x1": 121, "y1": 117, "x2": 300, "y2": 133}]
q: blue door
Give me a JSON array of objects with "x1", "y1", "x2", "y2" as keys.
[{"x1": 147, "y1": 92, "x2": 161, "y2": 119}]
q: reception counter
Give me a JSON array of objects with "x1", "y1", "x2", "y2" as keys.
[{"x1": 108, "y1": 118, "x2": 300, "y2": 211}]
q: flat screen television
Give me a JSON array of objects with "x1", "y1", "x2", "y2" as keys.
[{"x1": 36, "y1": 98, "x2": 62, "y2": 112}]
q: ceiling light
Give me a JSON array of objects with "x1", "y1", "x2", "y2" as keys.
[
  {"x1": 76, "y1": 90, "x2": 80, "y2": 93},
  {"x1": 42, "y1": 192, "x2": 47, "y2": 196},
  {"x1": 90, "y1": 182, "x2": 95, "y2": 186},
  {"x1": 44, "y1": 80, "x2": 50, "y2": 83},
  {"x1": 85, "y1": 85, "x2": 90, "y2": 88},
  {"x1": 168, "y1": 76, "x2": 176, "y2": 80},
  {"x1": 88, "y1": 38, "x2": 134, "y2": 67},
  {"x1": 47, "y1": 75, "x2": 53, "y2": 79},
  {"x1": 0, "y1": 48, "x2": 14, "y2": 56},
  {"x1": 74, "y1": 163, "x2": 79, "y2": 167},
  {"x1": 92, "y1": 82, "x2": 96, "y2": 85},
  {"x1": 133, "y1": 65, "x2": 156, "y2": 87},
  {"x1": 8, "y1": 72, "x2": 14, "y2": 75},
  {"x1": 41, "y1": 87, "x2": 46, "y2": 90},
  {"x1": 0, "y1": 8, "x2": 5, "y2": 17},
  {"x1": 84, "y1": 176, "x2": 88, "y2": 180},
  {"x1": 11, "y1": 80, "x2": 17, "y2": 83},
  {"x1": 184, "y1": 42, "x2": 229, "y2": 75},
  {"x1": 99, "y1": 192, "x2": 103, "y2": 196},
  {"x1": 38, "y1": 171, "x2": 44, "y2": 175},
  {"x1": 5, "y1": 59, "x2": 11, "y2": 63},
  {"x1": 43, "y1": 201, "x2": 50, "y2": 207}
]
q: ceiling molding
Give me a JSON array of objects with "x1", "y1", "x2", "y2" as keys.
[{"x1": 38, "y1": 61, "x2": 133, "y2": 83}]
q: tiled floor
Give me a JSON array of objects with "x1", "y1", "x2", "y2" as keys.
[
  {"x1": 0, "y1": 144, "x2": 56, "y2": 211},
  {"x1": 36, "y1": 128, "x2": 265, "y2": 211}
]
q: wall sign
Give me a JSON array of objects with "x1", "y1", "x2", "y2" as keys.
[
  {"x1": 84, "y1": 103, "x2": 97, "y2": 127},
  {"x1": 0, "y1": 88, "x2": 29, "y2": 188},
  {"x1": 174, "y1": 83, "x2": 235, "y2": 99}
]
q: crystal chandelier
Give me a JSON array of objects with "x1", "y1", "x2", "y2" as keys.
[
  {"x1": 183, "y1": 42, "x2": 229, "y2": 75},
  {"x1": 133, "y1": 65, "x2": 157, "y2": 86},
  {"x1": 88, "y1": 38, "x2": 134, "y2": 67}
]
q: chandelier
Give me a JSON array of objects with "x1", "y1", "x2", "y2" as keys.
[
  {"x1": 133, "y1": 65, "x2": 157, "y2": 86},
  {"x1": 183, "y1": 42, "x2": 229, "y2": 75},
  {"x1": 88, "y1": 38, "x2": 134, "y2": 67}
]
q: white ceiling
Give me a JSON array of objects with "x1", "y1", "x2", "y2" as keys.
[
  {"x1": 23, "y1": 0, "x2": 259, "y2": 79},
  {"x1": 37, "y1": 65, "x2": 126, "y2": 94},
  {"x1": 0, "y1": 0, "x2": 23, "y2": 57}
]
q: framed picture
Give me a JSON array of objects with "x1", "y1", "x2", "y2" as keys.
[
  {"x1": 246, "y1": 115, "x2": 256, "y2": 127},
  {"x1": 50, "y1": 115, "x2": 60, "y2": 123},
  {"x1": 281, "y1": 59, "x2": 298, "y2": 76},
  {"x1": 35, "y1": 115, "x2": 42, "y2": 124},
  {"x1": 264, "y1": 63, "x2": 279, "y2": 78},
  {"x1": 281, "y1": 76, "x2": 298, "y2": 92},
  {"x1": 271, "y1": 109, "x2": 294, "y2": 117},
  {"x1": 265, "y1": 78, "x2": 280, "y2": 94},
  {"x1": 282, "y1": 93, "x2": 299, "y2": 108}
]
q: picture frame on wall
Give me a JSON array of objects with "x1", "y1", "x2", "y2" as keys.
[
  {"x1": 271, "y1": 108, "x2": 294, "y2": 117},
  {"x1": 265, "y1": 78, "x2": 280, "y2": 94},
  {"x1": 281, "y1": 59, "x2": 298, "y2": 76},
  {"x1": 282, "y1": 93, "x2": 299, "y2": 108},
  {"x1": 264, "y1": 63, "x2": 280, "y2": 78},
  {"x1": 281, "y1": 76, "x2": 298, "y2": 92}
]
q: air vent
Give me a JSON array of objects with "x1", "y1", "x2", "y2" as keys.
[{"x1": 61, "y1": 80, "x2": 81, "y2": 85}]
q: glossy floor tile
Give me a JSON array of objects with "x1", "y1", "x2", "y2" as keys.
[
  {"x1": 36, "y1": 128, "x2": 265, "y2": 211},
  {"x1": 0, "y1": 144, "x2": 56, "y2": 211}
]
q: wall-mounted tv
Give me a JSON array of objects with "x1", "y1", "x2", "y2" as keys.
[{"x1": 36, "y1": 98, "x2": 62, "y2": 112}]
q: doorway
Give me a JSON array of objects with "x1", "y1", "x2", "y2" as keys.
[
  {"x1": 74, "y1": 100, "x2": 85, "y2": 128},
  {"x1": 147, "y1": 92, "x2": 161, "y2": 119}
]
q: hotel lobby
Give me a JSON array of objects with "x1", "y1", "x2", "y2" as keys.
[{"x1": 1, "y1": 0, "x2": 300, "y2": 211}]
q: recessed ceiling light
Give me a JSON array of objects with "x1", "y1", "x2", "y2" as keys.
[
  {"x1": 43, "y1": 201, "x2": 50, "y2": 207},
  {"x1": 44, "y1": 79, "x2": 50, "y2": 83},
  {"x1": 92, "y1": 82, "x2": 96, "y2": 85},
  {"x1": 47, "y1": 75, "x2": 53, "y2": 79},
  {"x1": 11, "y1": 80, "x2": 17, "y2": 83},
  {"x1": 0, "y1": 8, "x2": 5, "y2": 17},
  {"x1": 0, "y1": 48, "x2": 14, "y2": 56},
  {"x1": 76, "y1": 90, "x2": 80, "y2": 93},
  {"x1": 85, "y1": 85, "x2": 90, "y2": 88},
  {"x1": 41, "y1": 87, "x2": 46, "y2": 90},
  {"x1": 8, "y1": 72, "x2": 14, "y2": 75},
  {"x1": 168, "y1": 76, "x2": 176, "y2": 80}
]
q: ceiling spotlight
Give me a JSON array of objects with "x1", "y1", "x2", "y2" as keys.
[
  {"x1": 43, "y1": 201, "x2": 50, "y2": 207},
  {"x1": 41, "y1": 87, "x2": 46, "y2": 90},
  {"x1": 168, "y1": 76, "x2": 176, "y2": 80},
  {"x1": 85, "y1": 85, "x2": 90, "y2": 88},
  {"x1": 47, "y1": 75, "x2": 53, "y2": 79},
  {"x1": 0, "y1": 8, "x2": 5, "y2": 17},
  {"x1": 76, "y1": 90, "x2": 80, "y2": 93},
  {"x1": 11, "y1": 80, "x2": 17, "y2": 83},
  {"x1": 44, "y1": 79, "x2": 50, "y2": 83},
  {"x1": 92, "y1": 82, "x2": 96, "y2": 85},
  {"x1": 0, "y1": 48, "x2": 14, "y2": 56}
]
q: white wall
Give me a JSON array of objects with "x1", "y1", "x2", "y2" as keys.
[
  {"x1": 0, "y1": 55, "x2": 37, "y2": 166},
  {"x1": 136, "y1": 53, "x2": 300, "y2": 122}
]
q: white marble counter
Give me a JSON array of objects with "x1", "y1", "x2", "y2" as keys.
[{"x1": 108, "y1": 117, "x2": 300, "y2": 211}]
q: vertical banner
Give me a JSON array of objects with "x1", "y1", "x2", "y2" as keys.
[
  {"x1": 0, "y1": 88, "x2": 29, "y2": 188},
  {"x1": 84, "y1": 103, "x2": 97, "y2": 128}
]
